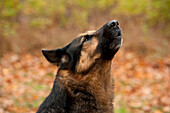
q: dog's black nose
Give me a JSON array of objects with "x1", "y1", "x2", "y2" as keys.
[{"x1": 108, "y1": 20, "x2": 119, "y2": 28}]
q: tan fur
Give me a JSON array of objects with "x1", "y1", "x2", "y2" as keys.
[
  {"x1": 76, "y1": 36, "x2": 101, "y2": 73},
  {"x1": 57, "y1": 31, "x2": 114, "y2": 111},
  {"x1": 77, "y1": 30, "x2": 96, "y2": 37},
  {"x1": 56, "y1": 30, "x2": 115, "y2": 112},
  {"x1": 58, "y1": 59, "x2": 113, "y2": 112}
]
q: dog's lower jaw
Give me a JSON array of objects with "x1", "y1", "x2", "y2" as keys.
[{"x1": 110, "y1": 38, "x2": 123, "y2": 50}]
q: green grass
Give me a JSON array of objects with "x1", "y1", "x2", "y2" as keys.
[{"x1": 115, "y1": 107, "x2": 127, "y2": 113}]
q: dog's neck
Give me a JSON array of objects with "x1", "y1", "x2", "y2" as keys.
[
  {"x1": 57, "y1": 60, "x2": 112, "y2": 89},
  {"x1": 57, "y1": 60, "x2": 113, "y2": 109}
]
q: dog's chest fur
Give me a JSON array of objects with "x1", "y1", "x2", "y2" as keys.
[
  {"x1": 57, "y1": 60, "x2": 114, "y2": 113},
  {"x1": 38, "y1": 61, "x2": 114, "y2": 113}
]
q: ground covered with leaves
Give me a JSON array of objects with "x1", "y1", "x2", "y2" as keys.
[{"x1": 0, "y1": 51, "x2": 169, "y2": 113}]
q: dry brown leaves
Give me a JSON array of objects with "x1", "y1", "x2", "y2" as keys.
[
  {"x1": 113, "y1": 50, "x2": 170, "y2": 113},
  {"x1": 0, "y1": 51, "x2": 169, "y2": 113}
]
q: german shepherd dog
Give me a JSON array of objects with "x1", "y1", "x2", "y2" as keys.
[{"x1": 37, "y1": 20, "x2": 122, "y2": 113}]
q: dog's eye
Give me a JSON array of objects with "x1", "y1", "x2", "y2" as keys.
[{"x1": 83, "y1": 35, "x2": 92, "y2": 42}]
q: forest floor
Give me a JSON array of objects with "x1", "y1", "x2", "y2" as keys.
[{"x1": 0, "y1": 50, "x2": 169, "y2": 113}]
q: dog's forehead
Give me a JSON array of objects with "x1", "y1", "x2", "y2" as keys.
[
  {"x1": 77, "y1": 30, "x2": 96, "y2": 37},
  {"x1": 68, "y1": 30, "x2": 96, "y2": 45},
  {"x1": 66, "y1": 30, "x2": 97, "y2": 53}
]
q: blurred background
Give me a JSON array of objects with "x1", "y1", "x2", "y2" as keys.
[{"x1": 0, "y1": 0, "x2": 169, "y2": 113}]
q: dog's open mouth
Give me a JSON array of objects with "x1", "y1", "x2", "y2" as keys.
[
  {"x1": 115, "y1": 28, "x2": 122, "y2": 38},
  {"x1": 117, "y1": 31, "x2": 121, "y2": 37}
]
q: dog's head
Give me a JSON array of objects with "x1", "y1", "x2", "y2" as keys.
[{"x1": 42, "y1": 20, "x2": 122, "y2": 73}]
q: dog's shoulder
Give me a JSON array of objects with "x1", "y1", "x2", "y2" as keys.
[{"x1": 37, "y1": 77, "x2": 67, "y2": 113}]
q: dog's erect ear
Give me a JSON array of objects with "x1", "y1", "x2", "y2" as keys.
[{"x1": 41, "y1": 49, "x2": 69, "y2": 67}]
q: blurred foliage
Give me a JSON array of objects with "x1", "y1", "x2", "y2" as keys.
[
  {"x1": 0, "y1": 0, "x2": 169, "y2": 34},
  {"x1": 115, "y1": 0, "x2": 170, "y2": 26},
  {"x1": 0, "y1": 0, "x2": 169, "y2": 57}
]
